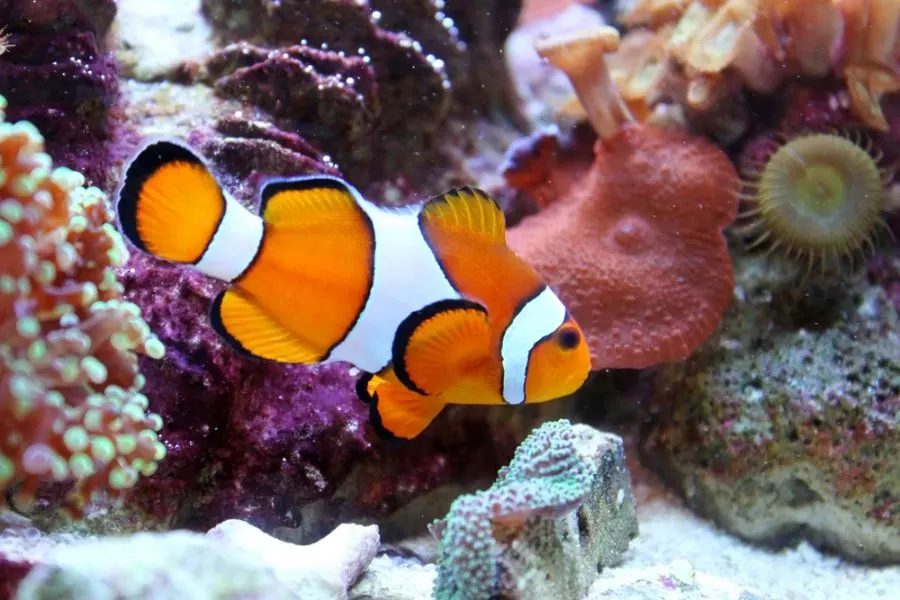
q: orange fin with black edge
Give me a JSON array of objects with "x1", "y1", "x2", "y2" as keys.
[
  {"x1": 419, "y1": 186, "x2": 507, "y2": 247},
  {"x1": 418, "y1": 187, "x2": 545, "y2": 333},
  {"x1": 116, "y1": 138, "x2": 226, "y2": 264},
  {"x1": 257, "y1": 175, "x2": 367, "y2": 228},
  {"x1": 210, "y1": 288, "x2": 324, "y2": 363},
  {"x1": 231, "y1": 175, "x2": 376, "y2": 363},
  {"x1": 365, "y1": 377, "x2": 446, "y2": 440},
  {"x1": 392, "y1": 299, "x2": 494, "y2": 397}
]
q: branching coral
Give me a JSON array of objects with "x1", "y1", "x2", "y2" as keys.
[
  {"x1": 610, "y1": 0, "x2": 900, "y2": 133},
  {"x1": 507, "y1": 26, "x2": 738, "y2": 369},
  {"x1": 735, "y1": 130, "x2": 895, "y2": 275},
  {"x1": 0, "y1": 96, "x2": 166, "y2": 515}
]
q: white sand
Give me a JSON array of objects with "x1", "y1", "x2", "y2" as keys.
[{"x1": 622, "y1": 467, "x2": 900, "y2": 599}]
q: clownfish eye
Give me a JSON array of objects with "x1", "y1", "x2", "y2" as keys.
[{"x1": 556, "y1": 326, "x2": 581, "y2": 351}]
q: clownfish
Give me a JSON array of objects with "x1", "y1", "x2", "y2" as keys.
[{"x1": 115, "y1": 139, "x2": 591, "y2": 440}]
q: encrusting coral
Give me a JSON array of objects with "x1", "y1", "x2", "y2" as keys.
[
  {"x1": 735, "y1": 130, "x2": 895, "y2": 275},
  {"x1": 429, "y1": 419, "x2": 637, "y2": 600},
  {"x1": 0, "y1": 96, "x2": 166, "y2": 516},
  {"x1": 506, "y1": 25, "x2": 739, "y2": 369}
]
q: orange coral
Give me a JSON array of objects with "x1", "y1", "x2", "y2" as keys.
[
  {"x1": 508, "y1": 125, "x2": 738, "y2": 369},
  {"x1": 509, "y1": 26, "x2": 738, "y2": 369},
  {"x1": 0, "y1": 96, "x2": 166, "y2": 514}
]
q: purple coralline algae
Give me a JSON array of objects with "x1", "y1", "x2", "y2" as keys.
[
  {"x1": 0, "y1": 0, "x2": 119, "y2": 187},
  {"x1": 114, "y1": 243, "x2": 566, "y2": 537},
  {"x1": 192, "y1": 0, "x2": 521, "y2": 187},
  {"x1": 117, "y1": 254, "x2": 370, "y2": 531},
  {"x1": 185, "y1": 115, "x2": 342, "y2": 204},
  {"x1": 198, "y1": 41, "x2": 385, "y2": 182},
  {"x1": 641, "y1": 251, "x2": 900, "y2": 564}
]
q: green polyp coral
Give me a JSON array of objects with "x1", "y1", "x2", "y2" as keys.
[
  {"x1": 429, "y1": 420, "x2": 596, "y2": 600},
  {"x1": 736, "y1": 132, "x2": 894, "y2": 276},
  {"x1": 0, "y1": 94, "x2": 167, "y2": 516}
]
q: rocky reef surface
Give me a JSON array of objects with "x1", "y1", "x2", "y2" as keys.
[{"x1": 641, "y1": 253, "x2": 900, "y2": 564}]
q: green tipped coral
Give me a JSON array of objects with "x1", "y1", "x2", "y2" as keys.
[
  {"x1": 429, "y1": 419, "x2": 597, "y2": 600},
  {"x1": 0, "y1": 94, "x2": 167, "y2": 515}
]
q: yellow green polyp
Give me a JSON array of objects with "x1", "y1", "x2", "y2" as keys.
[
  {"x1": 794, "y1": 164, "x2": 846, "y2": 217},
  {"x1": 749, "y1": 132, "x2": 887, "y2": 270}
]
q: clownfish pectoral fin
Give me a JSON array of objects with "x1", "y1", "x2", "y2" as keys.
[
  {"x1": 117, "y1": 138, "x2": 227, "y2": 265},
  {"x1": 392, "y1": 299, "x2": 493, "y2": 397},
  {"x1": 366, "y1": 380, "x2": 446, "y2": 440},
  {"x1": 419, "y1": 186, "x2": 507, "y2": 247},
  {"x1": 210, "y1": 288, "x2": 323, "y2": 364},
  {"x1": 257, "y1": 175, "x2": 365, "y2": 228}
]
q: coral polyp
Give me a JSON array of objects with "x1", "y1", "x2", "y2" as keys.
[{"x1": 737, "y1": 132, "x2": 893, "y2": 273}]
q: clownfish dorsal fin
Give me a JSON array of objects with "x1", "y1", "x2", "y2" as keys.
[
  {"x1": 257, "y1": 175, "x2": 365, "y2": 229},
  {"x1": 210, "y1": 288, "x2": 324, "y2": 363},
  {"x1": 419, "y1": 187, "x2": 507, "y2": 247},
  {"x1": 392, "y1": 299, "x2": 494, "y2": 398},
  {"x1": 363, "y1": 375, "x2": 447, "y2": 441}
]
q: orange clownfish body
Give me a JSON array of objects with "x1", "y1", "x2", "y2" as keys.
[{"x1": 116, "y1": 139, "x2": 591, "y2": 439}]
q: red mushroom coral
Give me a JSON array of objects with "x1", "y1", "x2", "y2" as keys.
[{"x1": 507, "y1": 26, "x2": 739, "y2": 369}]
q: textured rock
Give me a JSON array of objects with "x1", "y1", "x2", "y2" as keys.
[
  {"x1": 0, "y1": 520, "x2": 79, "y2": 599},
  {"x1": 430, "y1": 420, "x2": 638, "y2": 600},
  {"x1": 0, "y1": 0, "x2": 119, "y2": 187},
  {"x1": 192, "y1": 0, "x2": 523, "y2": 189},
  {"x1": 641, "y1": 252, "x2": 900, "y2": 564},
  {"x1": 114, "y1": 0, "x2": 214, "y2": 81},
  {"x1": 587, "y1": 560, "x2": 768, "y2": 600},
  {"x1": 14, "y1": 520, "x2": 379, "y2": 600},
  {"x1": 107, "y1": 251, "x2": 574, "y2": 538},
  {"x1": 349, "y1": 555, "x2": 435, "y2": 600}
]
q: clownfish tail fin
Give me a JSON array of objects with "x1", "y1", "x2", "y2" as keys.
[{"x1": 116, "y1": 138, "x2": 229, "y2": 266}]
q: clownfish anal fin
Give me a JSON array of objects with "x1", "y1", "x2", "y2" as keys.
[
  {"x1": 355, "y1": 371, "x2": 379, "y2": 405},
  {"x1": 419, "y1": 186, "x2": 507, "y2": 247},
  {"x1": 210, "y1": 288, "x2": 324, "y2": 364},
  {"x1": 367, "y1": 380, "x2": 446, "y2": 441},
  {"x1": 258, "y1": 175, "x2": 365, "y2": 229},
  {"x1": 392, "y1": 299, "x2": 492, "y2": 398},
  {"x1": 116, "y1": 138, "x2": 225, "y2": 264}
]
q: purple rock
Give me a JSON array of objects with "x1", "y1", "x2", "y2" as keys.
[
  {"x1": 112, "y1": 251, "x2": 559, "y2": 539},
  {"x1": 0, "y1": 1, "x2": 119, "y2": 187}
]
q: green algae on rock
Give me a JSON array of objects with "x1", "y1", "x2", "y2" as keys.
[
  {"x1": 641, "y1": 253, "x2": 900, "y2": 564},
  {"x1": 430, "y1": 419, "x2": 638, "y2": 600},
  {"x1": 0, "y1": 97, "x2": 166, "y2": 516}
]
